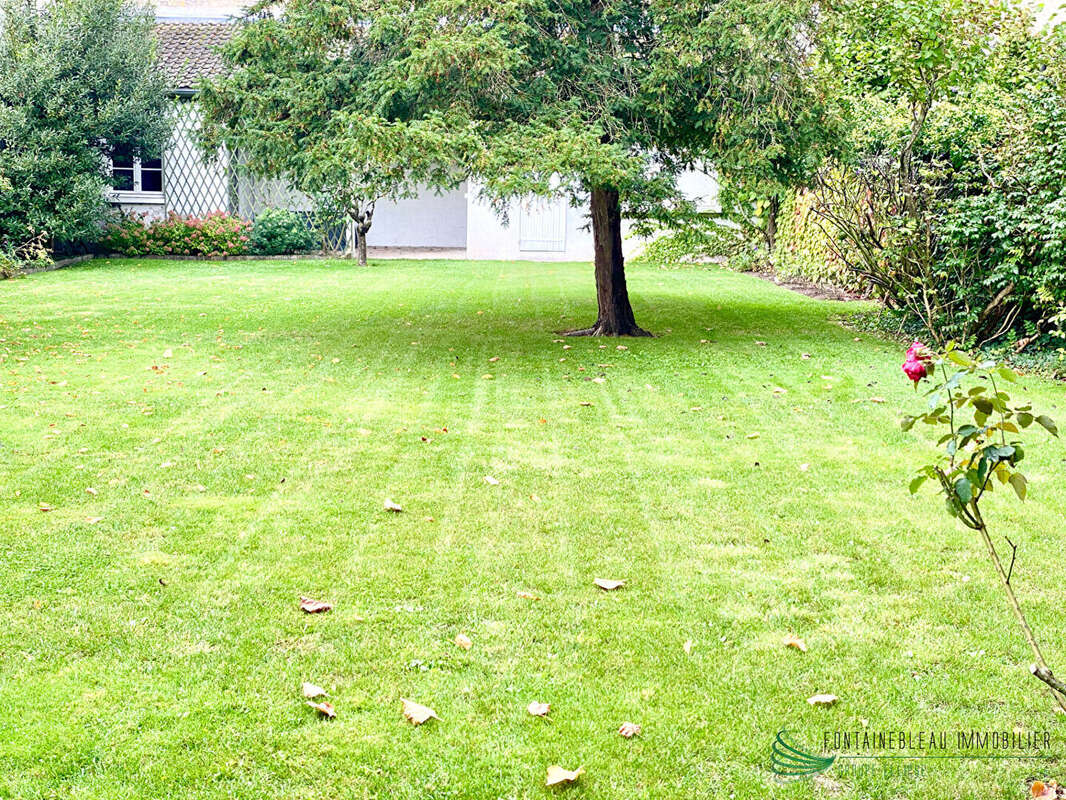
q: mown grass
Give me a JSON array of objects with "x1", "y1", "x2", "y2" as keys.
[{"x1": 1, "y1": 257, "x2": 1064, "y2": 799}]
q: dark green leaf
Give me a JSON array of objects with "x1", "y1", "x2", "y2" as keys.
[
  {"x1": 1035, "y1": 415, "x2": 1059, "y2": 436},
  {"x1": 1008, "y1": 472, "x2": 1027, "y2": 500}
]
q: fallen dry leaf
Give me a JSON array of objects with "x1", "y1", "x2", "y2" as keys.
[
  {"x1": 454, "y1": 633, "x2": 472, "y2": 650},
  {"x1": 401, "y1": 698, "x2": 439, "y2": 725},
  {"x1": 306, "y1": 700, "x2": 335, "y2": 718},
  {"x1": 484, "y1": 475, "x2": 500, "y2": 486},
  {"x1": 1030, "y1": 780, "x2": 1061, "y2": 799},
  {"x1": 783, "y1": 633, "x2": 808, "y2": 652},
  {"x1": 527, "y1": 701, "x2": 550, "y2": 717},
  {"x1": 86, "y1": 516, "x2": 103, "y2": 524},
  {"x1": 302, "y1": 682, "x2": 328, "y2": 699},
  {"x1": 594, "y1": 578, "x2": 625, "y2": 591},
  {"x1": 618, "y1": 721, "x2": 642, "y2": 738},
  {"x1": 545, "y1": 766, "x2": 583, "y2": 786},
  {"x1": 683, "y1": 639, "x2": 694, "y2": 655},
  {"x1": 299, "y1": 596, "x2": 333, "y2": 614},
  {"x1": 516, "y1": 590, "x2": 540, "y2": 601},
  {"x1": 870, "y1": 396, "x2": 886, "y2": 404},
  {"x1": 807, "y1": 693, "x2": 838, "y2": 707},
  {"x1": 85, "y1": 487, "x2": 97, "y2": 496},
  {"x1": 489, "y1": 356, "x2": 499, "y2": 362},
  {"x1": 384, "y1": 498, "x2": 403, "y2": 512}
]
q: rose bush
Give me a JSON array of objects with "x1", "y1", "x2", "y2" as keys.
[{"x1": 900, "y1": 342, "x2": 1065, "y2": 712}]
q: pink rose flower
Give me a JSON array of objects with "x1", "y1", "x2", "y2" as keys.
[
  {"x1": 902, "y1": 357, "x2": 927, "y2": 384},
  {"x1": 902, "y1": 341, "x2": 932, "y2": 385}
]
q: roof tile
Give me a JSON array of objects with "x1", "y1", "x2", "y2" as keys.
[{"x1": 155, "y1": 22, "x2": 233, "y2": 90}]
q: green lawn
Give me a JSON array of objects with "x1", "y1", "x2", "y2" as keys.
[{"x1": 2, "y1": 257, "x2": 1064, "y2": 799}]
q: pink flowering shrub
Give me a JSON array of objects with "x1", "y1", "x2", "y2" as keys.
[{"x1": 101, "y1": 211, "x2": 251, "y2": 257}]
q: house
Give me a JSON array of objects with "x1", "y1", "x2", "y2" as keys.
[{"x1": 120, "y1": 7, "x2": 717, "y2": 260}]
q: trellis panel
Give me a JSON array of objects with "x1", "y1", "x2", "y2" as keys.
[{"x1": 164, "y1": 98, "x2": 232, "y2": 216}]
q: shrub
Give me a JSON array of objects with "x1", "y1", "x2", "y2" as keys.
[
  {"x1": 249, "y1": 208, "x2": 316, "y2": 255},
  {"x1": 101, "y1": 212, "x2": 252, "y2": 258},
  {"x1": 0, "y1": 232, "x2": 52, "y2": 278},
  {"x1": 805, "y1": 6, "x2": 1066, "y2": 351},
  {"x1": 0, "y1": 0, "x2": 169, "y2": 251},
  {"x1": 633, "y1": 217, "x2": 746, "y2": 268},
  {"x1": 900, "y1": 342, "x2": 1066, "y2": 712},
  {"x1": 770, "y1": 189, "x2": 866, "y2": 292}
]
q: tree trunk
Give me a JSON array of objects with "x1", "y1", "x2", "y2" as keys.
[
  {"x1": 355, "y1": 203, "x2": 374, "y2": 267},
  {"x1": 356, "y1": 227, "x2": 368, "y2": 266},
  {"x1": 565, "y1": 187, "x2": 650, "y2": 337}
]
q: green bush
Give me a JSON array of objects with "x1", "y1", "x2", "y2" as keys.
[
  {"x1": 804, "y1": 4, "x2": 1066, "y2": 350},
  {"x1": 249, "y1": 208, "x2": 316, "y2": 255},
  {"x1": 101, "y1": 212, "x2": 252, "y2": 257},
  {"x1": 0, "y1": 0, "x2": 169, "y2": 252},
  {"x1": 0, "y1": 232, "x2": 52, "y2": 278},
  {"x1": 633, "y1": 217, "x2": 746, "y2": 267}
]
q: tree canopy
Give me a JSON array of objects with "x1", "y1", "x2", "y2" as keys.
[
  {"x1": 203, "y1": 0, "x2": 829, "y2": 333},
  {"x1": 0, "y1": 0, "x2": 170, "y2": 250}
]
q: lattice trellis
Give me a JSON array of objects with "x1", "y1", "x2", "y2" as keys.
[
  {"x1": 164, "y1": 98, "x2": 233, "y2": 216},
  {"x1": 162, "y1": 97, "x2": 349, "y2": 251}
]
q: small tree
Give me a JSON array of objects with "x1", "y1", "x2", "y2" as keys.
[
  {"x1": 901, "y1": 342, "x2": 1066, "y2": 713},
  {"x1": 203, "y1": 0, "x2": 827, "y2": 334},
  {"x1": 0, "y1": 0, "x2": 170, "y2": 251},
  {"x1": 200, "y1": 14, "x2": 434, "y2": 266},
  {"x1": 806, "y1": 0, "x2": 1014, "y2": 340}
]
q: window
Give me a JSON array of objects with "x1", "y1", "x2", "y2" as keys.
[{"x1": 109, "y1": 148, "x2": 164, "y2": 199}]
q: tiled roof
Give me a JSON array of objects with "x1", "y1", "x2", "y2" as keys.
[{"x1": 155, "y1": 21, "x2": 233, "y2": 90}]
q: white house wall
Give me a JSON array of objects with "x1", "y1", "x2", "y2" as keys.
[
  {"x1": 464, "y1": 169, "x2": 719, "y2": 262},
  {"x1": 369, "y1": 187, "x2": 468, "y2": 248},
  {"x1": 465, "y1": 189, "x2": 595, "y2": 262}
]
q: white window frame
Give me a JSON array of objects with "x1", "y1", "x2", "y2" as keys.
[{"x1": 107, "y1": 155, "x2": 164, "y2": 205}]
